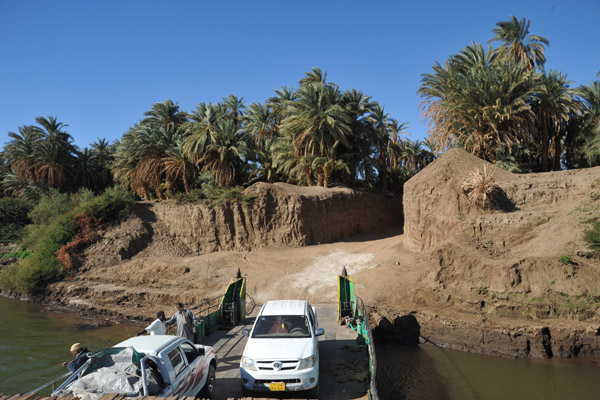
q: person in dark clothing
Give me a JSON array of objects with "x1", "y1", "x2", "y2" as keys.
[{"x1": 61, "y1": 343, "x2": 90, "y2": 372}]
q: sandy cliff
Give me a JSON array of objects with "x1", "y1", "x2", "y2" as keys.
[{"x1": 41, "y1": 149, "x2": 600, "y2": 359}]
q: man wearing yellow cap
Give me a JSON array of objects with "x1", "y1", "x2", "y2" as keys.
[{"x1": 61, "y1": 343, "x2": 90, "y2": 372}]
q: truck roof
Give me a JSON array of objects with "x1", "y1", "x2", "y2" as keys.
[
  {"x1": 260, "y1": 300, "x2": 309, "y2": 316},
  {"x1": 114, "y1": 335, "x2": 181, "y2": 354}
]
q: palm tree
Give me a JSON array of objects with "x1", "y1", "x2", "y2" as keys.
[
  {"x1": 282, "y1": 82, "x2": 352, "y2": 159},
  {"x1": 574, "y1": 80, "x2": 600, "y2": 166},
  {"x1": 245, "y1": 102, "x2": 276, "y2": 150},
  {"x1": 387, "y1": 119, "x2": 409, "y2": 169},
  {"x1": 251, "y1": 136, "x2": 278, "y2": 183},
  {"x1": 422, "y1": 138, "x2": 438, "y2": 165},
  {"x1": 90, "y1": 138, "x2": 115, "y2": 190},
  {"x1": 35, "y1": 141, "x2": 68, "y2": 188},
  {"x1": 31, "y1": 116, "x2": 77, "y2": 189},
  {"x1": 311, "y1": 154, "x2": 350, "y2": 188},
  {"x1": 223, "y1": 94, "x2": 245, "y2": 129},
  {"x1": 418, "y1": 59, "x2": 462, "y2": 152},
  {"x1": 267, "y1": 86, "x2": 298, "y2": 125},
  {"x1": 299, "y1": 67, "x2": 327, "y2": 86},
  {"x1": 182, "y1": 103, "x2": 226, "y2": 163},
  {"x1": 73, "y1": 147, "x2": 95, "y2": 189},
  {"x1": 163, "y1": 139, "x2": 196, "y2": 194},
  {"x1": 198, "y1": 119, "x2": 250, "y2": 187},
  {"x1": 532, "y1": 70, "x2": 580, "y2": 171},
  {"x1": 1, "y1": 171, "x2": 44, "y2": 200},
  {"x1": 419, "y1": 44, "x2": 538, "y2": 162},
  {"x1": 370, "y1": 105, "x2": 394, "y2": 190},
  {"x1": 341, "y1": 89, "x2": 377, "y2": 183},
  {"x1": 141, "y1": 100, "x2": 188, "y2": 133},
  {"x1": 271, "y1": 133, "x2": 298, "y2": 184},
  {"x1": 489, "y1": 15, "x2": 549, "y2": 71},
  {"x1": 4, "y1": 125, "x2": 43, "y2": 181},
  {"x1": 112, "y1": 124, "x2": 179, "y2": 200},
  {"x1": 271, "y1": 133, "x2": 317, "y2": 186}
]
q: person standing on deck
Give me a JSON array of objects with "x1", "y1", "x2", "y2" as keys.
[
  {"x1": 61, "y1": 343, "x2": 90, "y2": 372},
  {"x1": 166, "y1": 302, "x2": 197, "y2": 342},
  {"x1": 136, "y1": 311, "x2": 166, "y2": 336}
]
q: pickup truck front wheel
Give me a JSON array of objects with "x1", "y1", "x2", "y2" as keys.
[
  {"x1": 307, "y1": 381, "x2": 320, "y2": 398},
  {"x1": 241, "y1": 383, "x2": 252, "y2": 398},
  {"x1": 199, "y1": 364, "x2": 215, "y2": 398}
]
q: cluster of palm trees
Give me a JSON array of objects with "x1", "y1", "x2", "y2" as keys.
[
  {"x1": 2, "y1": 69, "x2": 436, "y2": 200},
  {"x1": 1, "y1": 117, "x2": 114, "y2": 199},
  {"x1": 419, "y1": 16, "x2": 600, "y2": 172}
]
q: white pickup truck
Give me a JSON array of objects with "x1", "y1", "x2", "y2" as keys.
[
  {"x1": 52, "y1": 335, "x2": 217, "y2": 400},
  {"x1": 240, "y1": 300, "x2": 324, "y2": 396}
]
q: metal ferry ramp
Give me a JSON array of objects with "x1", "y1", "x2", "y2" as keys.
[
  {"x1": 203, "y1": 303, "x2": 369, "y2": 399},
  {"x1": 24, "y1": 269, "x2": 376, "y2": 400}
]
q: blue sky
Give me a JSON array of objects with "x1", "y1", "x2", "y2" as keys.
[{"x1": 1, "y1": 0, "x2": 599, "y2": 149}]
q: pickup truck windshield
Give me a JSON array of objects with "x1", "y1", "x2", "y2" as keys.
[{"x1": 252, "y1": 315, "x2": 311, "y2": 338}]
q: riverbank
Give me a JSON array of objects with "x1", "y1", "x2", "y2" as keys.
[
  {"x1": 20, "y1": 226, "x2": 600, "y2": 361},
  {"x1": 2, "y1": 148, "x2": 600, "y2": 361},
  {"x1": 3, "y1": 295, "x2": 600, "y2": 400}
]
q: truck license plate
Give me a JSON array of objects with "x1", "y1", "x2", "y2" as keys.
[{"x1": 269, "y1": 382, "x2": 285, "y2": 391}]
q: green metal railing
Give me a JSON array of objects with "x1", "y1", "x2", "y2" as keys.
[
  {"x1": 167, "y1": 269, "x2": 246, "y2": 342},
  {"x1": 26, "y1": 371, "x2": 71, "y2": 395},
  {"x1": 338, "y1": 270, "x2": 379, "y2": 400}
]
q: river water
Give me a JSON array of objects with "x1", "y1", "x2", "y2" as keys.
[
  {"x1": 376, "y1": 342, "x2": 600, "y2": 400},
  {"x1": 1, "y1": 296, "x2": 599, "y2": 399},
  {"x1": 0, "y1": 296, "x2": 138, "y2": 395}
]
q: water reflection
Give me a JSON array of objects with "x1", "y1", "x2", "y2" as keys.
[
  {"x1": 376, "y1": 341, "x2": 600, "y2": 400},
  {"x1": 376, "y1": 343, "x2": 452, "y2": 399}
]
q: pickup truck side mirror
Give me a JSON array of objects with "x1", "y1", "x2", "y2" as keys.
[
  {"x1": 315, "y1": 328, "x2": 325, "y2": 337},
  {"x1": 242, "y1": 328, "x2": 250, "y2": 337}
]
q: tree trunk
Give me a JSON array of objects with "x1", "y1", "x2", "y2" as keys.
[
  {"x1": 183, "y1": 173, "x2": 190, "y2": 193},
  {"x1": 316, "y1": 167, "x2": 324, "y2": 187},
  {"x1": 553, "y1": 131, "x2": 562, "y2": 171},
  {"x1": 304, "y1": 167, "x2": 314, "y2": 186},
  {"x1": 541, "y1": 116, "x2": 549, "y2": 172}
]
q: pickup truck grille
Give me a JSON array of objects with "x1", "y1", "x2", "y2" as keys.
[
  {"x1": 255, "y1": 379, "x2": 301, "y2": 384},
  {"x1": 256, "y1": 360, "x2": 299, "y2": 371}
]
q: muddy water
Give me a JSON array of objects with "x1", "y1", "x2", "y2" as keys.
[
  {"x1": 0, "y1": 296, "x2": 138, "y2": 395},
  {"x1": 376, "y1": 342, "x2": 600, "y2": 400}
]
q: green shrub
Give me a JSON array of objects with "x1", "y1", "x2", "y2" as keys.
[
  {"x1": 0, "y1": 250, "x2": 31, "y2": 260},
  {"x1": 86, "y1": 185, "x2": 134, "y2": 223},
  {"x1": 28, "y1": 190, "x2": 75, "y2": 225},
  {"x1": 73, "y1": 188, "x2": 96, "y2": 204},
  {"x1": 0, "y1": 186, "x2": 135, "y2": 295},
  {"x1": 583, "y1": 221, "x2": 600, "y2": 250},
  {"x1": 173, "y1": 189, "x2": 205, "y2": 203},
  {"x1": 0, "y1": 198, "x2": 32, "y2": 244},
  {"x1": 2, "y1": 211, "x2": 77, "y2": 294},
  {"x1": 559, "y1": 255, "x2": 571, "y2": 265},
  {"x1": 202, "y1": 185, "x2": 255, "y2": 206},
  {"x1": 174, "y1": 184, "x2": 256, "y2": 208}
]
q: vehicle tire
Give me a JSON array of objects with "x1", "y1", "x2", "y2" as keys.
[
  {"x1": 241, "y1": 383, "x2": 252, "y2": 398},
  {"x1": 307, "y1": 381, "x2": 320, "y2": 398},
  {"x1": 199, "y1": 364, "x2": 216, "y2": 398}
]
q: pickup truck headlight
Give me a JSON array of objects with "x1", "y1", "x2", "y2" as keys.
[
  {"x1": 241, "y1": 356, "x2": 257, "y2": 371},
  {"x1": 298, "y1": 355, "x2": 316, "y2": 370}
]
